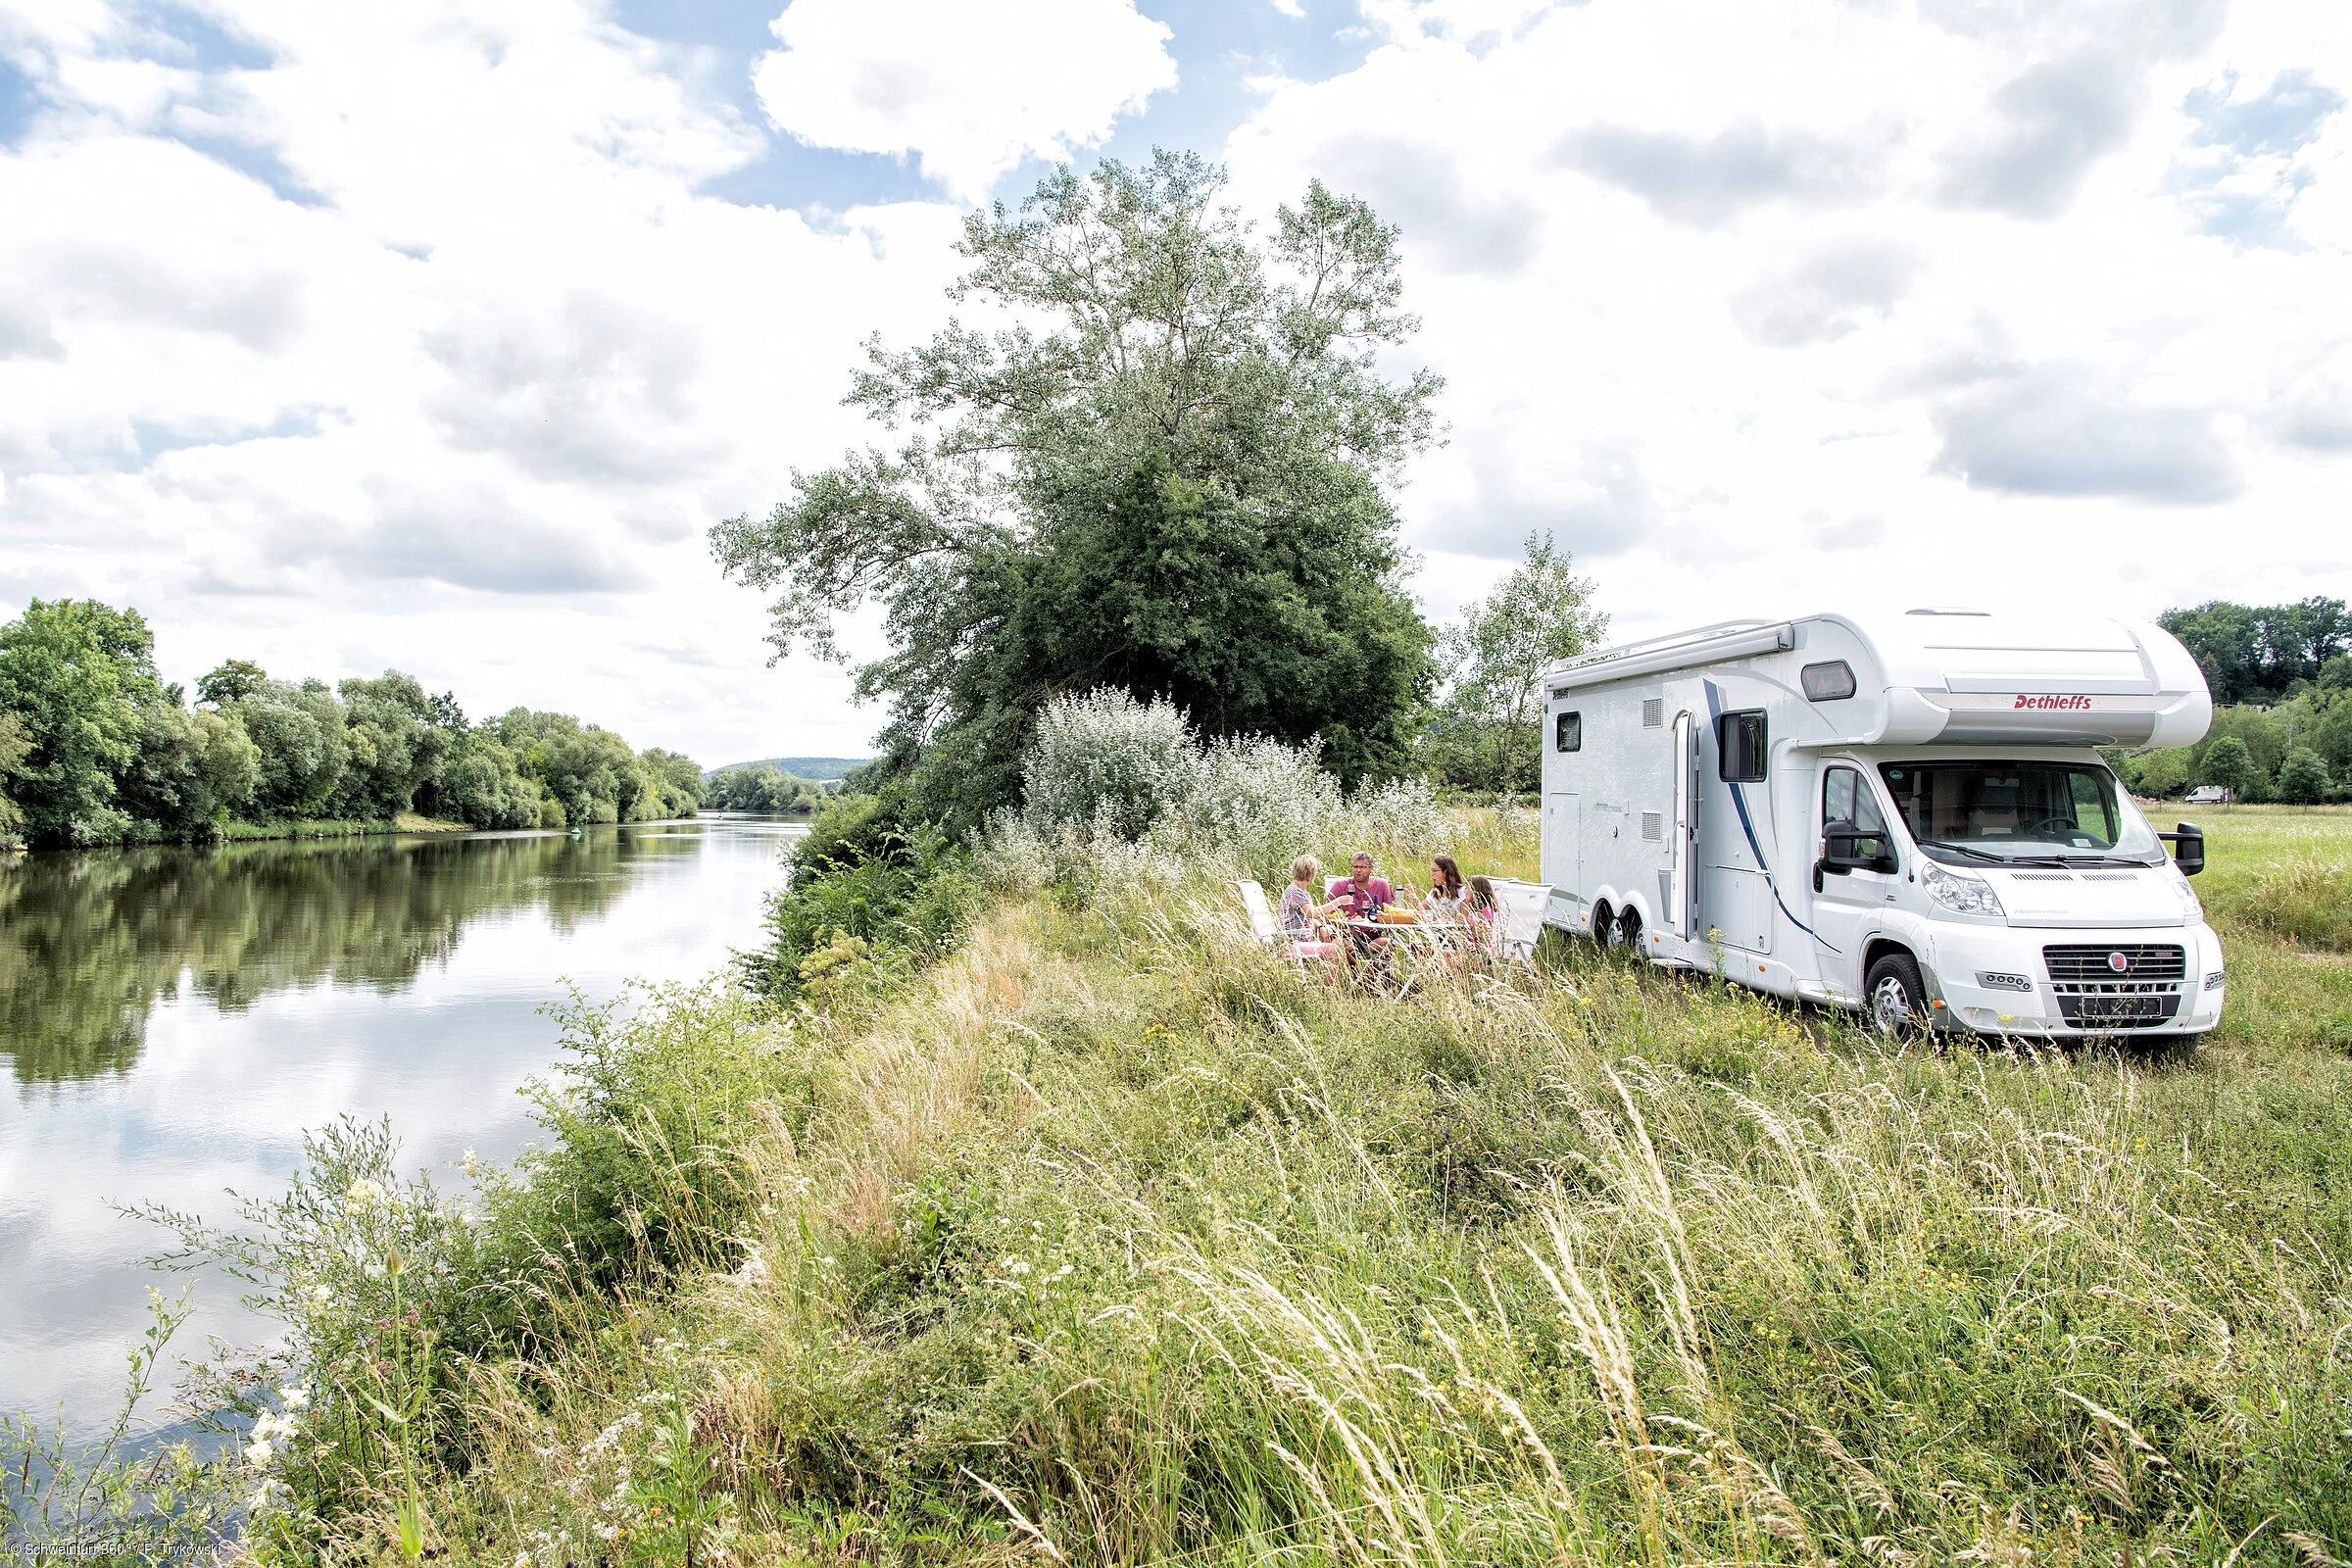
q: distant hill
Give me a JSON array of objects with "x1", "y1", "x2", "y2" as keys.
[{"x1": 705, "y1": 757, "x2": 869, "y2": 782}]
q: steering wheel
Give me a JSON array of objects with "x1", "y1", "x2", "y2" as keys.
[{"x1": 2024, "y1": 815, "x2": 2078, "y2": 836}]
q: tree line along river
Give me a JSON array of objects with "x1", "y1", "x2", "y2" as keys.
[{"x1": 0, "y1": 816, "x2": 798, "y2": 1437}]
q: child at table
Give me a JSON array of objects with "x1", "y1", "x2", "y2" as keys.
[{"x1": 1462, "y1": 875, "x2": 1500, "y2": 957}]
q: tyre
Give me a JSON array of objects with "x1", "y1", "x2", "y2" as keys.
[
  {"x1": 1863, "y1": 951, "x2": 1927, "y2": 1037},
  {"x1": 1616, "y1": 905, "x2": 1644, "y2": 951},
  {"x1": 1591, "y1": 902, "x2": 1616, "y2": 947}
]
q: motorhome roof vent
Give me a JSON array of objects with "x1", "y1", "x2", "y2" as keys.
[{"x1": 1905, "y1": 607, "x2": 1991, "y2": 616}]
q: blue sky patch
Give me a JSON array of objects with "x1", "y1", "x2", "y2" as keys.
[{"x1": 2184, "y1": 69, "x2": 2344, "y2": 159}]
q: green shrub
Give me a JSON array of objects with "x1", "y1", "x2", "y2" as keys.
[
  {"x1": 126, "y1": 982, "x2": 807, "y2": 1546},
  {"x1": 738, "y1": 786, "x2": 980, "y2": 1001},
  {"x1": 2277, "y1": 746, "x2": 2333, "y2": 804}
]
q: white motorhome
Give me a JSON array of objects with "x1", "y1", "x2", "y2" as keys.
[{"x1": 1538, "y1": 610, "x2": 2223, "y2": 1038}]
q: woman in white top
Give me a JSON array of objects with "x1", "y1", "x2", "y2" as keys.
[{"x1": 1417, "y1": 855, "x2": 1467, "y2": 921}]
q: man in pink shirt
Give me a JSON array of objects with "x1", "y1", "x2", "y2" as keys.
[{"x1": 1331, "y1": 853, "x2": 1393, "y2": 919}]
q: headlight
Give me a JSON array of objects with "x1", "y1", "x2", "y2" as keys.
[
  {"x1": 2172, "y1": 876, "x2": 2202, "y2": 919},
  {"x1": 1922, "y1": 859, "x2": 2005, "y2": 917}
]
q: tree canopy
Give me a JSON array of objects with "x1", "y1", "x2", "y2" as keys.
[
  {"x1": 0, "y1": 599, "x2": 163, "y2": 845},
  {"x1": 0, "y1": 600, "x2": 706, "y2": 848},
  {"x1": 2159, "y1": 597, "x2": 2348, "y2": 706},
  {"x1": 705, "y1": 764, "x2": 823, "y2": 814},
  {"x1": 712, "y1": 150, "x2": 1442, "y2": 827}
]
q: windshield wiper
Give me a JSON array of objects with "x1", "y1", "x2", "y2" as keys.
[{"x1": 1915, "y1": 839, "x2": 2010, "y2": 865}]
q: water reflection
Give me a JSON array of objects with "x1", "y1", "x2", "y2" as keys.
[
  {"x1": 0, "y1": 817, "x2": 794, "y2": 1436},
  {"x1": 0, "y1": 831, "x2": 682, "y2": 1085}
]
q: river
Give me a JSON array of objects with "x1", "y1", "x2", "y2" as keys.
[{"x1": 0, "y1": 816, "x2": 798, "y2": 1435}]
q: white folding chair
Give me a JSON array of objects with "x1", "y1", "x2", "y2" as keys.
[
  {"x1": 1241, "y1": 880, "x2": 1336, "y2": 978},
  {"x1": 1238, "y1": 880, "x2": 1285, "y2": 944},
  {"x1": 1486, "y1": 878, "x2": 1552, "y2": 962}
]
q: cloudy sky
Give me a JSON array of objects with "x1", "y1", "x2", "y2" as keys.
[{"x1": 2, "y1": 0, "x2": 2346, "y2": 767}]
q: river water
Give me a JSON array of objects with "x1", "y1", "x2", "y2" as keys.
[{"x1": 0, "y1": 816, "x2": 798, "y2": 1435}]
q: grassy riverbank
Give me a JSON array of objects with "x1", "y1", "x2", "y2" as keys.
[
  {"x1": 122, "y1": 805, "x2": 2339, "y2": 1568},
  {"x1": 217, "y1": 811, "x2": 473, "y2": 843}
]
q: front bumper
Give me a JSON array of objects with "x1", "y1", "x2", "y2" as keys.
[{"x1": 1927, "y1": 921, "x2": 2225, "y2": 1037}]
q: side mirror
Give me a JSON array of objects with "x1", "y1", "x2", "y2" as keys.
[
  {"x1": 1820, "y1": 821, "x2": 1898, "y2": 879},
  {"x1": 2160, "y1": 821, "x2": 2206, "y2": 877}
]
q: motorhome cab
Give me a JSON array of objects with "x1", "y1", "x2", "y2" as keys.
[{"x1": 1539, "y1": 610, "x2": 2223, "y2": 1038}]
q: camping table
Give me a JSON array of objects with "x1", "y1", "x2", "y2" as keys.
[{"x1": 1341, "y1": 917, "x2": 1444, "y2": 998}]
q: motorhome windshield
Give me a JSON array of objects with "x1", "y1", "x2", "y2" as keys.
[{"x1": 1877, "y1": 760, "x2": 2164, "y2": 865}]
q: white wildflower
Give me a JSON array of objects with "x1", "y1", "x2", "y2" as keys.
[
  {"x1": 1002, "y1": 1258, "x2": 1030, "y2": 1276},
  {"x1": 280, "y1": 1385, "x2": 309, "y2": 1410},
  {"x1": 345, "y1": 1177, "x2": 385, "y2": 1208},
  {"x1": 244, "y1": 1437, "x2": 274, "y2": 1469}
]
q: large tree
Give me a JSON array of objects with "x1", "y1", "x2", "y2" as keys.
[
  {"x1": 0, "y1": 710, "x2": 29, "y2": 847},
  {"x1": 711, "y1": 150, "x2": 1442, "y2": 826},
  {"x1": 0, "y1": 599, "x2": 163, "y2": 845}
]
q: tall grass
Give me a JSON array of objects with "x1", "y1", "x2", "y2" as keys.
[
  {"x1": 257, "y1": 812, "x2": 2352, "y2": 1567},
  {"x1": 41, "y1": 790, "x2": 2352, "y2": 1565}
]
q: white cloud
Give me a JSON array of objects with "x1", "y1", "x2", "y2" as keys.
[
  {"x1": 1729, "y1": 238, "x2": 1920, "y2": 346},
  {"x1": 1220, "y1": 0, "x2": 2352, "y2": 641},
  {"x1": 751, "y1": 0, "x2": 1176, "y2": 201},
  {"x1": 3, "y1": 0, "x2": 2350, "y2": 773},
  {"x1": 0, "y1": 0, "x2": 972, "y2": 766},
  {"x1": 1929, "y1": 361, "x2": 2242, "y2": 505}
]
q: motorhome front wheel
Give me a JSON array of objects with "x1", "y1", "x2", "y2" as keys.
[{"x1": 1866, "y1": 953, "x2": 1928, "y2": 1037}]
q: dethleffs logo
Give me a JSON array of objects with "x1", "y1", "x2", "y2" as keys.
[{"x1": 2013, "y1": 694, "x2": 2093, "y2": 710}]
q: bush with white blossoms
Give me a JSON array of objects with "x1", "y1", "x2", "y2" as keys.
[
  {"x1": 979, "y1": 688, "x2": 1448, "y2": 893},
  {"x1": 1017, "y1": 689, "x2": 1200, "y2": 843}
]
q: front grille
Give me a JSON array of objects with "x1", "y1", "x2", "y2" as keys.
[
  {"x1": 2011, "y1": 872, "x2": 2073, "y2": 882},
  {"x1": 2053, "y1": 992, "x2": 2181, "y2": 1029},
  {"x1": 2043, "y1": 944, "x2": 2186, "y2": 982},
  {"x1": 2044, "y1": 944, "x2": 2185, "y2": 1030}
]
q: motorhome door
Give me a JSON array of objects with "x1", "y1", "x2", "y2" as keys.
[
  {"x1": 1544, "y1": 702, "x2": 1582, "y2": 927},
  {"x1": 1812, "y1": 761, "x2": 1900, "y2": 997},
  {"x1": 1669, "y1": 710, "x2": 1695, "y2": 939}
]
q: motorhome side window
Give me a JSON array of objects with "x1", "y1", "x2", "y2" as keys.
[
  {"x1": 1554, "y1": 711, "x2": 1582, "y2": 752},
  {"x1": 1717, "y1": 710, "x2": 1766, "y2": 782},
  {"x1": 1801, "y1": 660, "x2": 1856, "y2": 701}
]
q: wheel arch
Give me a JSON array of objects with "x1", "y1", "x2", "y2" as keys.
[
  {"x1": 1861, "y1": 935, "x2": 1915, "y2": 981},
  {"x1": 1860, "y1": 934, "x2": 1952, "y2": 1024}
]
